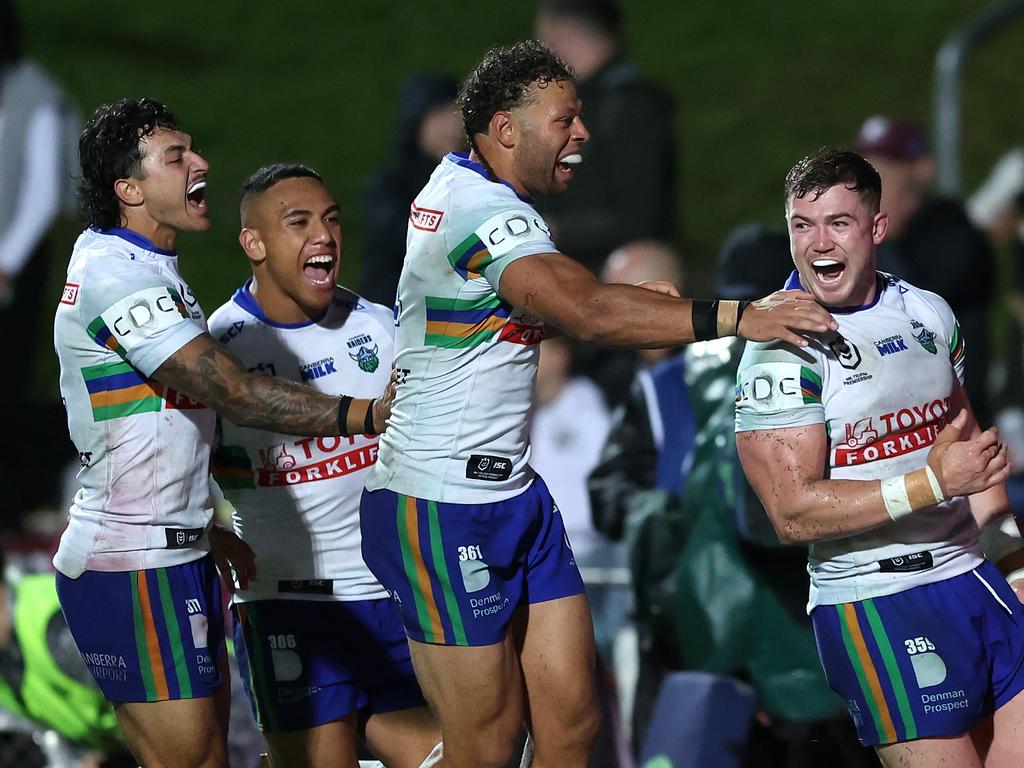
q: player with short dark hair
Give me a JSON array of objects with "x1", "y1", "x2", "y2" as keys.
[
  {"x1": 54, "y1": 98, "x2": 392, "y2": 768},
  {"x1": 209, "y1": 163, "x2": 441, "y2": 768},
  {"x1": 360, "y1": 42, "x2": 836, "y2": 768},
  {"x1": 737, "y1": 147, "x2": 1024, "y2": 767}
]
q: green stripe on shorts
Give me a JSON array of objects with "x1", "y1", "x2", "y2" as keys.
[
  {"x1": 427, "y1": 501, "x2": 467, "y2": 645},
  {"x1": 863, "y1": 599, "x2": 917, "y2": 741},
  {"x1": 130, "y1": 572, "x2": 157, "y2": 701},
  {"x1": 156, "y1": 568, "x2": 193, "y2": 699},
  {"x1": 396, "y1": 494, "x2": 436, "y2": 642}
]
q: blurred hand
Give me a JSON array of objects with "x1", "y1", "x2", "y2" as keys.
[
  {"x1": 372, "y1": 368, "x2": 398, "y2": 433},
  {"x1": 208, "y1": 524, "x2": 256, "y2": 594},
  {"x1": 635, "y1": 280, "x2": 681, "y2": 298},
  {"x1": 737, "y1": 289, "x2": 837, "y2": 346},
  {"x1": 927, "y1": 410, "x2": 1010, "y2": 498}
]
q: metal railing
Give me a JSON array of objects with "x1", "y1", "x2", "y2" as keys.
[{"x1": 934, "y1": 1, "x2": 1024, "y2": 196}]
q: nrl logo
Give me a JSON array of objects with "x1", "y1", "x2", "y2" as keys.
[
  {"x1": 349, "y1": 344, "x2": 380, "y2": 373},
  {"x1": 913, "y1": 327, "x2": 938, "y2": 354}
]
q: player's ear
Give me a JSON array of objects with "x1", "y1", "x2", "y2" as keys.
[
  {"x1": 113, "y1": 177, "x2": 143, "y2": 208},
  {"x1": 490, "y1": 111, "x2": 516, "y2": 149},
  {"x1": 239, "y1": 227, "x2": 266, "y2": 265},
  {"x1": 872, "y1": 210, "x2": 889, "y2": 244}
]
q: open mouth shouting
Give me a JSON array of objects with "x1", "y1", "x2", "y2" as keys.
[
  {"x1": 302, "y1": 252, "x2": 336, "y2": 288},
  {"x1": 186, "y1": 180, "x2": 208, "y2": 214},
  {"x1": 556, "y1": 152, "x2": 582, "y2": 179},
  {"x1": 810, "y1": 257, "x2": 845, "y2": 286}
]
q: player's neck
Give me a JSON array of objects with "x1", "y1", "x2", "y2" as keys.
[
  {"x1": 248, "y1": 275, "x2": 327, "y2": 325},
  {"x1": 469, "y1": 147, "x2": 527, "y2": 198},
  {"x1": 118, "y1": 213, "x2": 177, "y2": 252}
]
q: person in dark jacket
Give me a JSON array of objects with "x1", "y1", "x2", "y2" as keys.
[
  {"x1": 535, "y1": 0, "x2": 676, "y2": 272},
  {"x1": 360, "y1": 73, "x2": 464, "y2": 307}
]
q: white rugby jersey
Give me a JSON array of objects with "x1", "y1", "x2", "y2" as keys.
[
  {"x1": 208, "y1": 282, "x2": 394, "y2": 602},
  {"x1": 366, "y1": 152, "x2": 560, "y2": 503},
  {"x1": 54, "y1": 228, "x2": 214, "y2": 577},
  {"x1": 735, "y1": 272, "x2": 981, "y2": 609}
]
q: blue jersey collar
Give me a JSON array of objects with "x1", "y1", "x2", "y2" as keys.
[
  {"x1": 783, "y1": 269, "x2": 885, "y2": 314},
  {"x1": 96, "y1": 226, "x2": 177, "y2": 257},
  {"x1": 231, "y1": 278, "x2": 327, "y2": 329},
  {"x1": 446, "y1": 152, "x2": 533, "y2": 203}
]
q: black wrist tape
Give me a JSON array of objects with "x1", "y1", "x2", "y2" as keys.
[
  {"x1": 337, "y1": 395, "x2": 354, "y2": 436},
  {"x1": 692, "y1": 299, "x2": 719, "y2": 341},
  {"x1": 364, "y1": 399, "x2": 377, "y2": 434}
]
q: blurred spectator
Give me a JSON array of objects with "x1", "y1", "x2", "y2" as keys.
[
  {"x1": 1, "y1": 0, "x2": 80, "y2": 525},
  {"x1": 535, "y1": 0, "x2": 676, "y2": 272},
  {"x1": 855, "y1": 114, "x2": 995, "y2": 427},
  {"x1": 361, "y1": 72, "x2": 464, "y2": 307},
  {"x1": 969, "y1": 149, "x2": 1024, "y2": 515},
  {"x1": 580, "y1": 239, "x2": 687, "y2": 409},
  {"x1": 532, "y1": 337, "x2": 611, "y2": 580}
]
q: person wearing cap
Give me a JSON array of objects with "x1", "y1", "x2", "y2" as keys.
[{"x1": 855, "y1": 115, "x2": 996, "y2": 428}]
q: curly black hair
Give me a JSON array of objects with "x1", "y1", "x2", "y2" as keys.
[
  {"x1": 784, "y1": 148, "x2": 882, "y2": 214},
  {"x1": 239, "y1": 163, "x2": 323, "y2": 225},
  {"x1": 77, "y1": 98, "x2": 179, "y2": 229},
  {"x1": 457, "y1": 40, "x2": 574, "y2": 141}
]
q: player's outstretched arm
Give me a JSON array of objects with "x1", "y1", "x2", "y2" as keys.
[
  {"x1": 152, "y1": 333, "x2": 392, "y2": 436},
  {"x1": 498, "y1": 253, "x2": 836, "y2": 348},
  {"x1": 737, "y1": 410, "x2": 1010, "y2": 545}
]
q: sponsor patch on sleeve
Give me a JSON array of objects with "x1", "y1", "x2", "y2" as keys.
[
  {"x1": 409, "y1": 203, "x2": 444, "y2": 232},
  {"x1": 60, "y1": 283, "x2": 80, "y2": 306},
  {"x1": 473, "y1": 210, "x2": 552, "y2": 258},
  {"x1": 90, "y1": 286, "x2": 192, "y2": 355},
  {"x1": 735, "y1": 362, "x2": 821, "y2": 412}
]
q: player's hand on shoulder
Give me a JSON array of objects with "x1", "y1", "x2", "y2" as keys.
[
  {"x1": 927, "y1": 410, "x2": 1011, "y2": 499},
  {"x1": 738, "y1": 289, "x2": 837, "y2": 347},
  {"x1": 209, "y1": 524, "x2": 257, "y2": 594},
  {"x1": 372, "y1": 367, "x2": 398, "y2": 433}
]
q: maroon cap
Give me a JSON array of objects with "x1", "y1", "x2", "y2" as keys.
[{"x1": 854, "y1": 115, "x2": 929, "y2": 160}]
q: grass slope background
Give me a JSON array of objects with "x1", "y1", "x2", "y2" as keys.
[{"x1": 20, "y1": 0, "x2": 1024, "y2": 391}]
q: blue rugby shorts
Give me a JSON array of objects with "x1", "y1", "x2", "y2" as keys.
[{"x1": 359, "y1": 475, "x2": 585, "y2": 646}]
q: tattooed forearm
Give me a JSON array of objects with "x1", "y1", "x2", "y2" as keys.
[{"x1": 153, "y1": 333, "x2": 342, "y2": 436}]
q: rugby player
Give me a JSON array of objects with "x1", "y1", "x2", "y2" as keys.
[
  {"x1": 359, "y1": 41, "x2": 838, "y2": 768},
  {"x1": 53, "y1": 99, "x2": 391, "y2": 768},
  {"x1": 736, "y1": 148, "x2": 1024, "y2": 767},
  {"x1": 207, "y1": 163, "x2": 440, "y2": 768}
]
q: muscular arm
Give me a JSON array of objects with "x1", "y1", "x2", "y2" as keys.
[
  {"x1": 497, "y1": 252, "x2": 835, "y2": 348},
  {"x1": 737, "y1": 423, "x2": 897, "y2": 545},
  {"x1": 152, "y1": 332, "x2": 385, "y2": 436},
  {"x1": 738, "y1": 395, "x2": 1009, "y2": 546}
]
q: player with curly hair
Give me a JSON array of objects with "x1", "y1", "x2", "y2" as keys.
[
  {"x1": 54, "y1": 98, "x2": 393, "y2": 768},
  {"x1": 360, "y1": 40, "x2": 837, "y2": 767}
]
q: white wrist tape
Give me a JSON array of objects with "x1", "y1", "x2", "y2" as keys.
[
  {"x1": 881, "y1": 466, "x2": 945, "y2": 521},
  {"x1": 1006, "y1": 567, "x2": 1024, "y2": 586}
]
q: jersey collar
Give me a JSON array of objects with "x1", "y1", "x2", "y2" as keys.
[
  {"x1": 95, "y1": 226, "x2": 177, "y2": 257},
  {"x1": 783, "y1": 269, "x2": 886, "y2": 314},
  {"x1": 232, "y1": 278, "x2": 327, "y2": 329},
  {"x1": 446, "y1": 152, "x2": 534, "y2": 203}
]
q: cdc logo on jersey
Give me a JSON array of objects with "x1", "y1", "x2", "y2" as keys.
[{"x1": 736, "y1": 362, "x2": 807, "y2": 412}]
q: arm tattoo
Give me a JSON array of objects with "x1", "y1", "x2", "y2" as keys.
[{"x1": 155, "y1": 334, "x2": 340, "y2": 436}]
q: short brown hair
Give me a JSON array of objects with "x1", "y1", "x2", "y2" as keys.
[{"x1": 784, "y1": 148, "x2": 882, "y2": 214}]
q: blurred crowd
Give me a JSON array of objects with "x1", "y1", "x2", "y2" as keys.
[{"x1": 3, "y1": 0, "x2": 1024, "y2": 766}]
